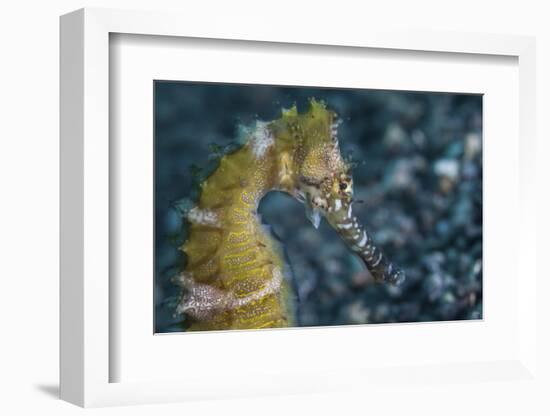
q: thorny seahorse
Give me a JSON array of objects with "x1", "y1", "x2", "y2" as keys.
[{"x1": 174, "y1": 99, "x2": 405, "y2": 331}]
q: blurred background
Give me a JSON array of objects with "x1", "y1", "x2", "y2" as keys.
[{"x1": 154, "y1": 81, "x2": 482, "y2": 333}]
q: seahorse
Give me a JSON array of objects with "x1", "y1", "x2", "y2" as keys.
[{"x1": 174, "y1": 99, "x2": 405, "y2": 331}]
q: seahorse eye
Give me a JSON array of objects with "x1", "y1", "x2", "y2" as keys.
[{"x1": 339, "y1": 182, "x2": 347, "y2": 191}]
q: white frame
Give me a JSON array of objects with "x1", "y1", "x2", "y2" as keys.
[{"x1": 60, "y1": 7, "x2": 537, "y2": 407}]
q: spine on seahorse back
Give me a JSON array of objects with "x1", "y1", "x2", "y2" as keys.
[{"x1": 175, "y1": 99, "x2": 405, "y2": 331}]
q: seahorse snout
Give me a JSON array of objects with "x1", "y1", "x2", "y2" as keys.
[{"x1": 325, "y1": 200, "x2": 406, "y2": 286}]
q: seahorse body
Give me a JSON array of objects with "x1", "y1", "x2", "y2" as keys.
[{"x1": 176, "y1": 99, "x2": 405, "y2": 331}]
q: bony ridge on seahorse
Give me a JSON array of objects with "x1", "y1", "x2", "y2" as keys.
[{"x1": 174, "y1": 98, "x2": 405, "y2": 331}]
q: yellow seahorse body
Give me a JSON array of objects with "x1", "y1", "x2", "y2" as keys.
[{"x1": 176, "y1": 99, "x2": 405, "y2": 331}]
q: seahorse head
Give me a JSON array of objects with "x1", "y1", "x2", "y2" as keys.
[
  {"x1": 270, "y1": 99, "x2": 351, "y2": 224},
  {"x1": 272, "y1": 99, "x2": 405, "y2": 285}
]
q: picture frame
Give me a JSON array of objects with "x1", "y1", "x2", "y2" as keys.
[{"x1": 60, "y1": 7, "x2": 537, "y2": 407}]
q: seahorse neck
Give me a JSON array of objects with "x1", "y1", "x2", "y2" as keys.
[{"x1": 179, "y1": 124, "x2": 300, "y2": 330}]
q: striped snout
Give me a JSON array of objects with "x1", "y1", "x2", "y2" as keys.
[{"x1": 329, "y1": 202, "x2": 405, "y2": 286}]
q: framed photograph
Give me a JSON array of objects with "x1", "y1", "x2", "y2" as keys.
[{"x1": 60, "y1": 8, "x2": 537, "y2": 407}]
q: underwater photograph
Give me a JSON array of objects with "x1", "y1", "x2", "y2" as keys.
[{"x1": 154, "y1": 81, "x2": 482, "y2": 333}]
